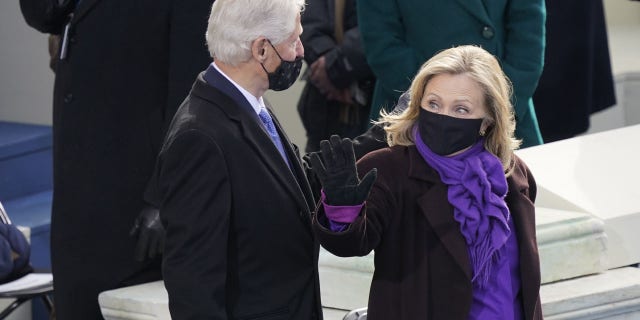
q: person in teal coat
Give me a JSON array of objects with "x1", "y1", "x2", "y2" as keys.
[{"x1": 358, "y1": 0, "x2": 546, "y2": 147}]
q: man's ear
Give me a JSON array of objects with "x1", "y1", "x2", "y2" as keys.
[{"x1": 251, "y1": 37, "x2": 268, "y2": 62}]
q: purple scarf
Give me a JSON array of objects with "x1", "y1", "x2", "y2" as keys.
[{"x1": 414, "y1": 128, "x2": 511, "y2": 287}]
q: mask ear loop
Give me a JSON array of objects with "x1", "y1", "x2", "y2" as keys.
[
  {"x1": 266, "y1": 40, "x2": 285, "y2": 61},
  {"x1": 260, "y1": 40, "x2": 281, "y2": 74}
]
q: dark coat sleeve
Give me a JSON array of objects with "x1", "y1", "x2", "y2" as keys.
[
  {"x1": 517, "y1": 155, "x2": 537, "y2": 203},
  {"x1": 301, "y1": 0, "x2": 336, "y2": 65},
  {"x1": 357, "y1": 0, "x2": 420, "y2": 100},
  {"x1": 323, "y1": 25, "x2": 374, "y2": 89},
  {"x1": 501, "y1": 0, "x2": 546, "y2": 122},
  {"x1": 19, "y1": 0, "x2": 74, "y2": 34},
  {"x1": 157, "y1": 130, "x2": 231, "y2": 319},
  {"x1": 164, "y1": 0, "x2": 214, "y2": 132},
  {"x1": 351, "y1": 90, "x2": 409, "y2": 159},
  {"x1": 352, "y1": 123, "x2": 387, "y2": 160},
  {"x1": 302, "y1": 0, "x2": 373, "y2": 89}
]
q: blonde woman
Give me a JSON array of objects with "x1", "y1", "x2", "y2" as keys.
[{"x1": 310, "y1": 45, "x2": 542, "y2": 319}]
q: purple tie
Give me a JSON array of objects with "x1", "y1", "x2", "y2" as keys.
[{"x1": 258, "y1": 108, "x2": 290, "y2": 166}]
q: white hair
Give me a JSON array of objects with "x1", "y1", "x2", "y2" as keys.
[{"x1": 206, "y1": 0, "x2": 305, "y2": 66}]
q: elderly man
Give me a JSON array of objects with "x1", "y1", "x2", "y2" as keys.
[{"x1": 145, "y1": 0, "x2": 323, "y2": 318}]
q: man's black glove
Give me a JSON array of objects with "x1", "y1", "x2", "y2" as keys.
[
  {"x1": 309, "y1": 135, "x2": 377, "y2": 205},
  {"x1": 130, "y1": 206, "x2": 164, "y2": 262}
]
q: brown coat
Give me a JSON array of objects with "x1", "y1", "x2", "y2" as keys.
[{"x1": 313, "y1": 145, "x2": 543, "y2": 320}]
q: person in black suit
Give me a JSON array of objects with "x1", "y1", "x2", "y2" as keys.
[
  {"x1": 144, "y1": 0, "x2": 322, "y2": 318},
  {"x1": 19, "y1": 0, "x2": 213, "y2": 318}
]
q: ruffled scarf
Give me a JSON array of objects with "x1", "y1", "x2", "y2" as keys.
[{"x1": 414, "y1": 128, "x2": 511, "y2": 287}]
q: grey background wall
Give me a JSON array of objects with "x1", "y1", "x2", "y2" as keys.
[
  {"x1": 1, "y1": 1, "x2": 639, "y2": 148},
  {"x1": 0, "y1": 0, "x2": 54, "y2": 125}
]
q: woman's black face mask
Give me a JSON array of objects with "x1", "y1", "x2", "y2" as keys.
[
  {"x1": 261, "y1": 41, "x2": 303, "y2": 91},
  {"x1": 418, "y1": 108, "x2": 484, "y2": 156}
]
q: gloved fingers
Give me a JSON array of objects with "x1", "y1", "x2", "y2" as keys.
[
  {"x1": 133, "y1": 229, "x2": 150, "y2": 262},
  {"x1": 356, "y1": 168, "x2": 378, "y2": 203},
  {"x1": 340, "y1": 137, "x2": 356, "y2": 168},
  {"x1": 318, "y1": 139, "x2": 335, "y2": 169},
  {"x1": 309, "y1": 152, "x2": 328, "y2": 184},
  {"x1": 328, "y1": 135, "x2": 344, "y2": 167}
]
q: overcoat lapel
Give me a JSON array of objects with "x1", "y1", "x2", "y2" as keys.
[
  {"x1": 240, "y1": 108, "x2": 312, "y2": 218},
  {"x1": 192, "y1": 73, "x2": 312, "y2": 225},
  {"x1": 408, "y1": 147, "x2": 472, "y2": 280},
  {"x1": 267, "y1": 101, "x2": 316, "y2": 211},
  {"x1": 455, "y1": 0, "x2": 491, "y2": 25}
]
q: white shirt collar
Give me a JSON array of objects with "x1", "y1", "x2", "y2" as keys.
[{"x1": 211, "y1": 62, "x2": 266, "y2": 115}]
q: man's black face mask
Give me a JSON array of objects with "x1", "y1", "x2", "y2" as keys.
[{"x1": 261, "y1": 41, "x2": 303, "y2": 91}]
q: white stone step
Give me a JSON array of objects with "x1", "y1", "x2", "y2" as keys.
[
  {"x1": 100, "y1": 267, "x2": 640, "y2": 320},
  {"x1": 516, "y1": 124, "x2": 640, "y2": 269},
  {"x1": 541, "y1": 267, "x2": 640, "y2": 320},
  {"x1": 536, "y1": 207, "x2": 607, "y2": 283}
]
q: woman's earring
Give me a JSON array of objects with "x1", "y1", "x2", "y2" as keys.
[{"x1": 479, "y1": 129, "x2": 486, "y2": 136}]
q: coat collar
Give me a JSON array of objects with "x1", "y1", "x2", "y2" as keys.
[
  {"x1": 407, "y1": 146, "x2": 441, "y2": 184},
  {"x1": 202, "y1": 64, "x2": 258, "y2": 119},
  {"x1": 191, "y1": 71, "x2": 315, "y2": 224}
]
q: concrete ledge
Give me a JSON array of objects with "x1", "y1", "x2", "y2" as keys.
[
  {"x1": 541, "y1": 267, "x2": 640, "y2": 320},
  {"x1": 98, "y1": 281, "x2": 169, "y2": 320},
  {"x1": 101, "y1": 267, "x2": 640, "y2": 320},
  {"x1": 318, "y1": 250, "x2": 373, "y2": 311},
  {"x1": 516, "y1": 124, "x2": 640, "y2": 269},
  {"x1": 536, "y1": 207, "x2": 607, "y2": 283}
]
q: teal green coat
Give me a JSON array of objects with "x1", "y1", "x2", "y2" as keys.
[{"x1": 358, "y1": 0, "x2": 545, "y2": 147}]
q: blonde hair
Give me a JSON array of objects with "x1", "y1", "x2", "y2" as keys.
[{"x1": 379, "y1": 45, "x2": 520, "y2": 174}]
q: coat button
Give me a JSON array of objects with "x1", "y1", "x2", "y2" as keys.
[
  {"x1": 482, "y1": 26, "x2": 494, "y2": 39},
  {"x1": 64, "y1": 93, "x2": 73, "y2": 103}
]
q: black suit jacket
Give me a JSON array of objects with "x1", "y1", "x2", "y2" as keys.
[{"x1": 147, "y1": 67, "x2": 323, "y2": 319}]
